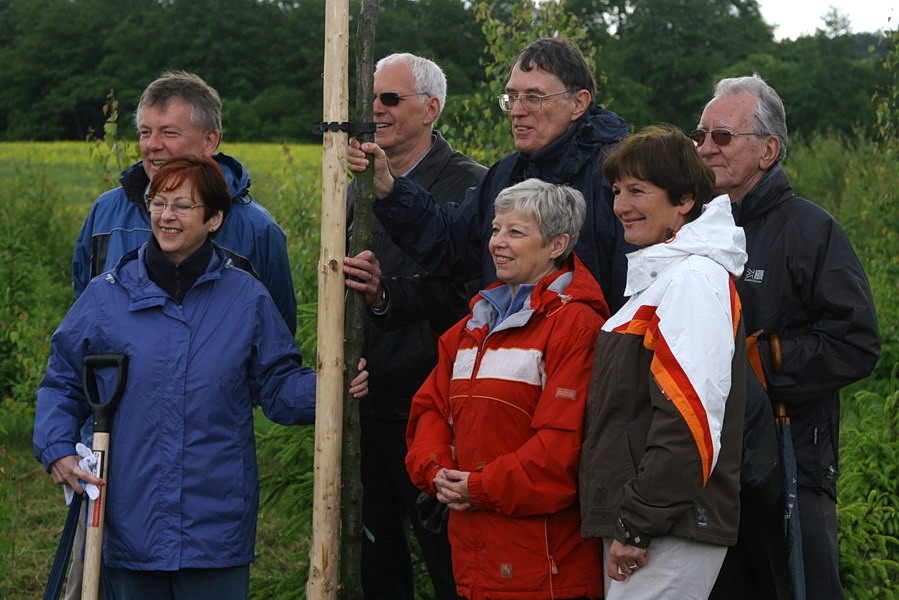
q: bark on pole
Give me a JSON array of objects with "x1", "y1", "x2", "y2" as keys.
[
  {"x1": 338, "y1": 0, "x2": 379, "y2": 597},
  {"x1": 306, "y1": 0, "x2": 349, "y2": 596}
]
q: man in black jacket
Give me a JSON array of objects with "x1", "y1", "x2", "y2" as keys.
[
  {"x1": 696, "y1": 74, "x2": 880, "y2": 600},
  {"x1": 346, "y1": 37, "x2": 631, "y2": 313},
  {"x1": 343, "y1": 53, "x2": 486, "y2": 600}
]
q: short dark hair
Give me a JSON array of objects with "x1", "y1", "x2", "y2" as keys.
[
  {"x1": 515, "y1": 37, "x2": 596, "y2": 100},
  {"x1": 603, "y1": 124, "x2": 716, "y2": 222},
  {"x1": 148, "y1": 156, "x2": 231, "y2": 229},
  {"x1": 135, "y1": 71, "x2": 222, "y2": 134}
]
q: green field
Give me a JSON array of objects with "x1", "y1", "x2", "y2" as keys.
[{"x1": 1, "y1": 139, "x2": 897, "y2": 599}]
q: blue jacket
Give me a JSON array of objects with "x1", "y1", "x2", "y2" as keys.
[
  {"x1": 72, "y1": 153, "x2": 297, "y2": 333},
  {"x1": 373, "y1": 106, "x2": 632, "y2": 313},
  {"x1": 34, "y1": 244, "x2": 315, "y2": 570}
]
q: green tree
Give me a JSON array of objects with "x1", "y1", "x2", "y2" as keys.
[{"x1": 598, "y1": 0, "x2": 774, "y2": 130}]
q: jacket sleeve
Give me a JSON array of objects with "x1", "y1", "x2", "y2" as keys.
[
  {"x1": 372, "y1": 274, "x2": 478, "y2": 334},
  {"x1": 373, "y1": 174, "x2": 492, "y2": 283},
  {"x1": 619, "y1": 267, "x2": 736, "y2": 539},
  {"x1": 253, "y1": 218, "x2": 298, "y2": 336},
  {"x1": 467, "y1": 313, "x2": 600, "y2": 518},
  {"x1": 248, "y1": 288, "x2": 315, "y2": 425},
  {"x1": 33, "y1": 294, "x2": 96, "y2": 469},
  {"x1": 405, "y1": 325, "x2": 461, "y2": 494},
  {"x1": 759, "y1": 215, "x2": 879, "y2": 400},
  {"x1": 72, "y1": 200, "x2": 101, "y2": 298}
]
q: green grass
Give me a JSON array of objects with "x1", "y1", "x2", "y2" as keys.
[{"x1": 1, "y1": 137, "x2": 896, "y2": 599}]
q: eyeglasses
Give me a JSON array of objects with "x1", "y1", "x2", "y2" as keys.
[
  {"x1": 689, "y1": 129, "x2": 764, "y2": 147},
  {"x1": 374, "y1": 92, "x2": 429, "y2": 106},
  {"x1": 145, "y1": 197, "x2": 205, "y2": 217},
  {"x1": 497, "y1": 91, "x2": 571, "y2": 112}
]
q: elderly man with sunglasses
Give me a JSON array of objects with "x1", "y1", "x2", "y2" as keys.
[
  {"x1": 343, "y1": 52, "x2": 486, "y2": 600},
  {"x1": 346, "y1": 37, "x2": 631, "y2": 313},
  {"x1": 695, "y1": 75, "x2": 879, "y2": 600}
]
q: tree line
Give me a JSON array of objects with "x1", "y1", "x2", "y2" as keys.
[{"x1": 0, "y1": 0, "x2": 891, "y2": 145}]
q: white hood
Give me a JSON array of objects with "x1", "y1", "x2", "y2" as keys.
[{"x1": 624, "y1": 195, "x2": 747, "y2": 297}]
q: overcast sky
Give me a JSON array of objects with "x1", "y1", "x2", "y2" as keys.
[{"x1": 755, "y1": 0, "x2": 896, "y2": 39}]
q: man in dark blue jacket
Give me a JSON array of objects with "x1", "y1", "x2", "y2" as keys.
[
  {"x1": 343, "y1": 53, "x2": 486, "y2": 600},
  {"x1": 697, "y1": 75, "x2": 880, "y2": 600},
  {"x1": 347, "y1": 37, "x2": 631, "y2": 313},
  {"x1": 72, "y1": 71, "x2": 296, "y2": 333}
]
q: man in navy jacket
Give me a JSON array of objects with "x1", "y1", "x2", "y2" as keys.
[
  {"x1": 698, "y1": 74, "x2": 880, "y2": 600},
  {"x1": 347, "y1": 37, "x2": 631, "y2": 313}
]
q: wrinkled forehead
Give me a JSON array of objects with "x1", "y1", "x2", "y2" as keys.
[{"x1": 700, "y1": 94, "x2": 758, "y2": 129}]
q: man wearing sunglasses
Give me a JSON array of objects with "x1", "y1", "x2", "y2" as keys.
[
  {"x1": 343, "y1": 52, "x2": 486, "y2": 600},
  {"x1": 697, "y1": 75, "x2": 879, "y2": 600},
  {"x1": 346, "y1": 37, "x2": 631, "y2": 314}
]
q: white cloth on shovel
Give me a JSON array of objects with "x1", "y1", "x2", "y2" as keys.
[{"x1": 63, "y1": 442, "x2": 100, "y2": 505}]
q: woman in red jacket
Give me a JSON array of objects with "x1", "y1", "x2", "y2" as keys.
[{"x1": 405, "y1": 178, "x2": 609, "y2": 600}]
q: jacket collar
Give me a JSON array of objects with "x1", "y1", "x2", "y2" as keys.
[
  {"x1": 624, "y1": 196, "x2": 747, "y2": 296},
  {"x1": 405, "y1": 131, "x2": 452, "y2": 190},
  {"x1": 730, "y1": 165, "x2": 793, "y2": 226},
  {"x1": 510, "y1": 105, "x2": 628, "y2": 185},
  {"x1": 469, "y1": 254, "x2": 609, "y2": 334},
  {"x1": 120, "y1": 152, "x2": 252, "y2": 208}
]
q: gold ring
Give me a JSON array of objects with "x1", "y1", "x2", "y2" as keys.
[{"x1": 626, "y1": 562, "x2": 638, "y2": 569}]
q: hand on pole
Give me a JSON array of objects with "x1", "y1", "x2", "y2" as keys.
[
  {"x1": 343, "y1": 250, "x2": 386, "y2": 309},
  {"x1": 347, "y1": 138, "x2": 394, "y2": 198}
]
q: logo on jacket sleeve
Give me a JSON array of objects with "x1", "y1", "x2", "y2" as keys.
[
  {"x1": 743, "y1": 268, "x2": 765, "y2": 284},
  {"x1": 555, "y1": 387, "x2": 577, "y2": 401}
]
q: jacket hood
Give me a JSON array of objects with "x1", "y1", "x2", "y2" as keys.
[
  {"x1": 473, "y1": 253, "x2": 610, "y2": 330},
  {"x1": 624, "y1": 195, "x2": 747, "y2": 296},
  {"x1": 120, "y1": 153, "x2": 252, "y2": 207},
  {"x1": 513, "y1": 105, "x2": 628, "y2": 185},
  {"x1": 731, "y1": 165, "x2": 792, "y2": 226}
]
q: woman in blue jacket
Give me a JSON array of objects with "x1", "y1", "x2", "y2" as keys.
[{"x1": 34, "y1": 156, "x2": 367, "y2": 599}]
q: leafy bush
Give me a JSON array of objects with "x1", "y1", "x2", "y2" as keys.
[{"x1": 838, "y1": 376, "x2": 899, "y2": 598}]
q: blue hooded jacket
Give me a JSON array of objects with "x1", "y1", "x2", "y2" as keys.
[
  {"x1": 35, "y1": 244, "x2": 315, "y2": 570},
  {"x1": 72, "y1": 153, "x2": 297, "y2": 333}
]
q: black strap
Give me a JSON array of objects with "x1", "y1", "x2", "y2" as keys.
[
  {"x1": 43, "y1": 492, "x2": 84, "y2": 600},
  {"x1": 312, "y1": 121, "x2": 376, "y2": 137}
]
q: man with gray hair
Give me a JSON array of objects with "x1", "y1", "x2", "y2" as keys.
[
  {"x1": 343, "y1": 53, "x2": 485, "y2": 600},
  {"x1": 73, "y1": 71, "x2": 295, "y2": 332},
  {"x1": 694, "y1": 74, "x2": 879, "y2": 600}
]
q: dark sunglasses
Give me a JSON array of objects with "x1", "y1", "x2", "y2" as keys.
[
  {"x1": 689, "y1": 128, "x2": 764, "y2": 147},
  {"x1": 374, "y1": 92, "x2": 429, "y2": 106}
]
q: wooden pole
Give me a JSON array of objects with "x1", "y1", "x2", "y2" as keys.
[
  {"x1": 338, "y1": 1, "x2": 379, "y2": 597},
  {"x1": 306, "y1": 0, "x2": 349, "y2": 596}
]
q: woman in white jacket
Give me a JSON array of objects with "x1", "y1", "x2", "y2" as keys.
[{"x1": 579, "y1": 125, "x2": 748, "y2": 600}]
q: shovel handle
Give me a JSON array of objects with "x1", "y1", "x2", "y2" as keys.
[
  {"x1": 83, "y1": 353, "x2": 128, "y2": 433},
  {"x1": 81, "y1": 353, "x2": 127, "y2": 600}
]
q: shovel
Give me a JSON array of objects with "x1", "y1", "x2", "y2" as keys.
[{"x1": 80, "y1": 353, "x2": 128, "y2": 600}]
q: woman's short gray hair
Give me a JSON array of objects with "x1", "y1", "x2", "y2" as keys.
[
  {"x1": 376, "y1": 53, "x2": 447, "y2": 117},
  {"x1": 494, "y1": 178, "x2": 586, "y2": 264},
  {"x1": 710, "y1": 73, "x2": 788, "y2": 163}
]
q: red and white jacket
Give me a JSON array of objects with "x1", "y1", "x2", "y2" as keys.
[
  {"x1": 579, "y1": 196, "x2": 748, "y2": 549},
  {"x1": 406, "y1": 255, "x2": 609, "y2": 600}
]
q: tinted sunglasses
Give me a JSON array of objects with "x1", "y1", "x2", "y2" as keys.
[
  {"x1": 374, "y1": 92, "x2": 429, "y2": 106},
  {"x1": 689, "y1": 128, "x2": 764, "y2": 147}
]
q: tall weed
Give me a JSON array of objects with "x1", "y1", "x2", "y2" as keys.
[{"x1": 0, "y1": 159, "x2": 81, "y2": 407}]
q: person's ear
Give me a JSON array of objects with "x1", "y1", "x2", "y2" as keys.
[
  {"x1": 204, "y1": 130, "x2": 222, "y2": 156},
  {"x1": 423, "y1": 96, "x2": 441, "y2": 126},
  {"x1": 549, "y1": 233, "x2": 570, "y2": 260},
  {"x1": 759, "y1": 135, "x2": 780, "y2": 170},
  {"x1": 677, "y1": 194, "x2": 696, "y2": 217},
  {"x1": 569, "y1": 89, "x2": 591, "y2": 121},
  {"x1": 207, "y1": 210, "x2": 224, "y2": 233}
]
